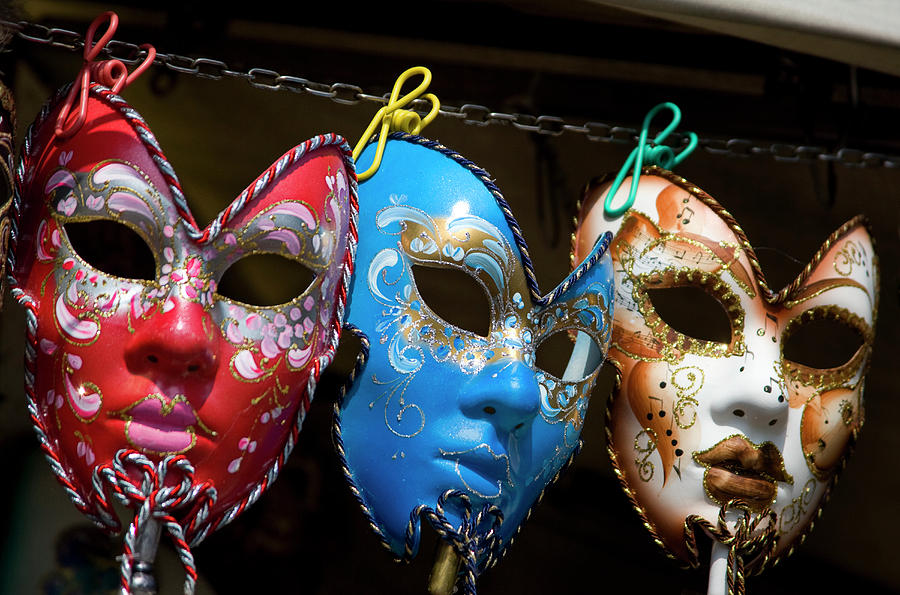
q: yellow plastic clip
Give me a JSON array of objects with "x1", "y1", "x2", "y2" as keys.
[{"x1": 353, "y1": 66, "x2": 440, "y2": 181}]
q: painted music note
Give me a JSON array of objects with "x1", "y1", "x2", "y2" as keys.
[
  {"x1": 739, "y1": 348, "x2": 755, "y2": 372},
  {"x1": 756, "y1": 313, "x2": 778, "y2": 342},
  {"x1": 672, "y1": 457, "x2": 682, "y2": 480},
  {"x1": 636, "y1": 331, "x2": 663, "y2": 353},
  {"x1": 763, "y1": 377, "x2": 785, "y2": 402},
  {"x1": 676, "y1": 204, "x2": 695, "y2": 225},
  {"x1": 648, "y1": 395, "x2": 666, "y2": 420}
]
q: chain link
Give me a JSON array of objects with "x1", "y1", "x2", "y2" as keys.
[{"x1": 5, "y1": 19, "x2": 900, "y2": 169}]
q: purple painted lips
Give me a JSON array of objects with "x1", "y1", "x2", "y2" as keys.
[{"x1": 113, "y1": 394, "x2": 216, "y2": 455}]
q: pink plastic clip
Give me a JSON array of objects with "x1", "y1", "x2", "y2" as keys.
[{"x1": 54, "y1": 12, "x2": 156, "y2": 142}]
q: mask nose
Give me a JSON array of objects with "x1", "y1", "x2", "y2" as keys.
[
  {"x1": 458, "y1": 358, "x2": 541, "y2": 434},
  {"x1": 125, "y1": 297, "x2": 219, "y2": 385},
  {"x1": 709, "y1": 352, "x2": 788, "y2": 432}
]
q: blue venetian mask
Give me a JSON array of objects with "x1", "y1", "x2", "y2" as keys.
[{"x1": 336, "y1": 133, "x2": 614, "y2": 570}]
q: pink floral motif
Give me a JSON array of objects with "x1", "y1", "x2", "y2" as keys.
[
  {"x1": 325, "y1": 169, "x2": 348, "y2": 200},
  {"x1": 226, "y1": 321, "x2": 244, "y2": 344},
  {"x1": 155, "y1": 255, "x2": 216, "y2": 305},
  {"x1": 76, "y1": 437, "x2": 96, "y2": 466},
  {"x1": 57, "y1": 194, "x2": 77, "y2": 216},
  {"x1": 238, "y1": 437, "x2": 257, "y2": 453},
  {"x1": 85, "y1": 194, "x2": 105, "y2": 210},
  {"x1": 257, "y1": 307, "x2": 315, "y2": 360}
]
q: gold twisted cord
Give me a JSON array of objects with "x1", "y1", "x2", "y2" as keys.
[{"x1": 684, "y1": 501, "x2": 778, "y2": 595}]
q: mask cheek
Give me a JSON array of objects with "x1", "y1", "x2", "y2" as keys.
[
  {"x1": 623, "y1": 360, "x2": 700, "y2": 486},
  {"x1": 800, "y1": 386, "x2": 862, "y2": 476}
]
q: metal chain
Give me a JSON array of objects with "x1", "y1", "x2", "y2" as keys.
[{"x1": 5, "y1": 18, "x2": 900, "y2": 169}]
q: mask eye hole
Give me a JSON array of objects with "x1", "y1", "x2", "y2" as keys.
[
  {"x1": 411, "y1": 264, "x2": 491, "y2": 337},
  {"x1": 216, "y1": 254, "x2": 315, "y2": 306},
  {"x1": 646, "y1": 285, "x2": 733, "y2": 344},
  {"x1": 783, "y1": 315, "x2": 866, "y2": 369},
  {"x1": 536, "y1": 331, "x2": 575, "y2": 378},
  {"x1": 535, "y1": 330, "x2": 602, "y2": 380},
  {"x1": 64, "y1": 220, "x2": 156, "y2": 280}
]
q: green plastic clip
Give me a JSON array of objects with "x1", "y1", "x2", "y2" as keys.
[{"x1": 603, "y1": 102, "x2": 698, "y2": 218}]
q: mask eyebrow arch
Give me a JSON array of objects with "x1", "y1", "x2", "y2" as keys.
[
  {"x1": 544, "y1": 231, "x2": 612, "y2": 307},
  {"x1": 783, "y1": 278, "x2": 872, "y2": 310}
]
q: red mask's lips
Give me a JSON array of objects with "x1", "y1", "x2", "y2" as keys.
[
  {"x1": 693, "y1": 436, "x2": 793, "y2": 511},
  {"x1": 110, "y1": 394, "x2": 217, "y2": 455}
]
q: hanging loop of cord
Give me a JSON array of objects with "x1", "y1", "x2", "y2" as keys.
[
  {"x1": 603, "y1": 101, "x2": 698, "y2": 218},
  {"x1": 54, "y1": 11, "x2": 156, "y2": 142},
  {"x1": 352, "y1": 66, "x2": 440, "y2": 181}
]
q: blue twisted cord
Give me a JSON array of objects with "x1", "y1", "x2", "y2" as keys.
[{"x1": 333, "y1": 134, "x2": 612, "y2": 590}]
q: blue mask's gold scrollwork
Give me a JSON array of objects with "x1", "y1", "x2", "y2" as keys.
[{"x1": 337, "y1": 134, "x2": 614, "y2": 569}]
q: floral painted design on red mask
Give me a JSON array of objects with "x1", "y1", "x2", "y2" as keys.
[{"x1": 11, "y1": 82, "x2": 357, "y2": 542}]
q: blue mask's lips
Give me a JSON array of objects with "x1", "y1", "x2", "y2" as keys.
[{"x1": 439, "y1": 443, "x2": 514, "y2": 500}]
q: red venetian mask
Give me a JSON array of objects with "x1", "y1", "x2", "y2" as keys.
[{"x1": 9, "y1": 12, "x2": 357, "y2": 591}]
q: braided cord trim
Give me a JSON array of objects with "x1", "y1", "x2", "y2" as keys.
[
  {"x1": 0, "y1": 81, "x2": 14, "y2": 309},
  {"x1": 12, "y1": 292, "x2": 120, "y2": 529},
  {"x1": 330, "y1": 325, "x2": 397, "y2": 551},
  {"x1": 8, "y1": 80, "x2": 362, "y2": 567},
  {"x1": 333, "y1": 134, "x2": 612, "y2": 588},
  {"x1": 92, "y1": 451, "x2": 217, "y2": 594},
  {"x1": 574, "y1": 167, "x2": 879, "y2": 572},
  {"x1": 408, "y1": 490, "x2": 504, "y2": 595},
  {"x1": 602, "y1": 330, "x2": 868, "y2": 574},
  {"x1": 185, "y1": 135, "x2": 360, "y2": 546},
  {"x1": 573, "y1": 166, "x2": 879, "y2": 307},
  {"x1": 384, "y1": 132, "x2": 613, "y2": 306},
  {"x1": 7, "y1": 82, "x2": 120, "y2": 532},
  {"x1": 602, "y1": 378, "x2": 686, "y2": 566},
  {"x1": 684, "y1": 501, "x2": 778, "y2": 595}
]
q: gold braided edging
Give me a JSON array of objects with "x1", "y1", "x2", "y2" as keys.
[
  {"x1": 574, "y1": 165, "x2": 880, "y2": 575},
  {"x1": 603, "y1": 362, "x2": 694, "y2": 567},
  {"x1": 684, "y1": 500, "x2": 778, "y2": 595}
]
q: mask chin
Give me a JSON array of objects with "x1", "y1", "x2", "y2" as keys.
[{"x1": 573, "y1": 166, "x2": 878, "y2": 566}]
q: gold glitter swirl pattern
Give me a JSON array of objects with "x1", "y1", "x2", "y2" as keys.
[
  {"x1": 670, "y1": 366, "x2": 704, "y2": 429},
  {"x1": 833, "y1": 239, "x2": 867, "y2": 277},
  {"x1": 571, "y1": 166, "x2": 879, "y2": 572},
  {"x1": 634, "y1": 428, "x2": 658, "y2": 482}
]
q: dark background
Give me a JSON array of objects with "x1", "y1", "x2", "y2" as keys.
[{"x1": 0, "y1": 1, "x2": 898, "y2": 593}]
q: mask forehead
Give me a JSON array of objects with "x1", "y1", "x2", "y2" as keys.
[
  {"x1": 10, "y1": 83, "x2": 357, "y2": 541},
  {"x1": 573, "y1": 166, "x2": 878, "y2": 567},
  {"x1": 339, "y1": 134, "x2": 613, "y2": 562}
]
